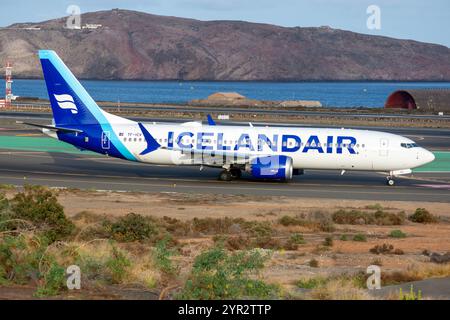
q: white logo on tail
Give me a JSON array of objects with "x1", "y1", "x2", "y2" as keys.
[{"x1": 54, "y1": 94, "x2": 78, "y2": 114}]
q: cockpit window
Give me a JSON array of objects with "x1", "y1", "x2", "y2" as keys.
[{"x1": 401, "y1": 142, "x2": 419, "y2": 149}]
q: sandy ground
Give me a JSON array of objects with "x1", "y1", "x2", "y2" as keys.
[
  {"x1": 57, "y1": 190, "x2": 450, "y2": 290},
  {"x1": 54, "y1": 190, "x2": 450, "y2": 220},
  {"x1": 2, "y1": 189, "x2": 449, "y2": 299}
]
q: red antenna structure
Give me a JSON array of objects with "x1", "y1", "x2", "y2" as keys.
[{"x1": 5, "y1": 61, "x2": 13, "y2": 108}]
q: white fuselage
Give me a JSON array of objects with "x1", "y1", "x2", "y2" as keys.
[{"x1": 100, "y1": 121, "x2": 435, "y2": 173}]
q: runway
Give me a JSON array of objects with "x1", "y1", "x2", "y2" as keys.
[
  {"x1": 0, "y1": 120, "x2": 449, "y2": 203},
  {"x1": 0, "y1": 148, "x2": 449, "y2": 203}
]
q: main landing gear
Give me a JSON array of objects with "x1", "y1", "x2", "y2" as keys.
[{"x1": 218, "y1": 168, "x2": 242, "y2": 181}]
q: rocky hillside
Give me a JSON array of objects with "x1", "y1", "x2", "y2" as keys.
[{"x1": 1, "y1": 9, "x2": 450, "y2": 80}]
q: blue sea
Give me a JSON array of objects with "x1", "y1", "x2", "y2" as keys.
[{"x1": 3, "y1": 79, "x2": 450, "y2": 108}]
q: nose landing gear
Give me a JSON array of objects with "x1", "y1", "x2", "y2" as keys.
[{"x1": 386, "y1": 176, "x2": 395, "y2": 186}]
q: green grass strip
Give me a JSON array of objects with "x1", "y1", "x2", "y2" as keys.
[
  {"x1": 0, "y1": 136, "x2": 97, "y2": 155},
  {"x1": 414, "y1": 152, "x2": 450, "y2": 173}
]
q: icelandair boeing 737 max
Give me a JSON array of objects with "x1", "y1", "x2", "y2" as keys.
[{"x1": 25, "y1": 50, "x2": 435, "y2": 186}]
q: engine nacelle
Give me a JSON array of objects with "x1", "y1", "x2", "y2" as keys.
[{"x1": 246, "y1": 155, "x2": 294, "y2": 180}]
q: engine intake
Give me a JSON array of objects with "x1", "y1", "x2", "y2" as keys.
[{"x1": 246, "y1": 155, "x2": 293, "y2": 180}]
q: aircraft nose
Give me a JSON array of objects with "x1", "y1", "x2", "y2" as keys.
[{"x1": 421, "y1": 149, "x2": 435, "y2": 165}]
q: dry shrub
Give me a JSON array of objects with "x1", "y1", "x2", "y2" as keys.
[
  {"x1": 369, "y1": 243, "x2": 404, "y2": 255},
  {"x1": 309, "y1": 278, "x2": 372, "y2": 300},
  {"x1": 408, "y1": 208, "x2": 437, "y2": 223},
  {"x1": 278, "y1": 212, "x2": 335, "y2": 232},
  {"x1": 332, "y1": 209, "x2": 405, "y2": 226},
  {"x1": 381, "y1": 263, "x2": 450, "y2": 286}
]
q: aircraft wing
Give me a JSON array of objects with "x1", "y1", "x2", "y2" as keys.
[{"x1": 161, "y1": 145, "x2": 270, "y2": 166}]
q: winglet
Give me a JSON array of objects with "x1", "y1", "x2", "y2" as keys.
[
  {"x1": 138, "y1": 123, "x2": 161, "y2": 155},
  {"x1": 207, "y1": 114, "x2": 216, "y2": 126}
]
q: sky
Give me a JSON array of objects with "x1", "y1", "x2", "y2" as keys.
[{"x1": 1, "y1": 0, "x2": 449, "y2": 47}]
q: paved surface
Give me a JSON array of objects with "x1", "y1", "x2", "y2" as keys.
[
  {"x1": 369, "y1": 277, "x2": 450, "y2": 300},
  {"x1": 0, "y1": 149, "x2": 449, "y2": 202}
]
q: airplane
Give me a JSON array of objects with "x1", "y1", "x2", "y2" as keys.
[{"x1": 23, "y1": 50, "x2": 435, "y2": 186}]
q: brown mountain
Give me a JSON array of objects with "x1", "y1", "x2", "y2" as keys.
[{"x1": 1, "y1": 9, "x2": 450, "y2": 81}]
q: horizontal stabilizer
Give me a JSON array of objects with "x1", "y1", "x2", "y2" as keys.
[
  {"x1": 17, "y1": 121, "x2": 83, "y2": 134},
  {"x1": 207, "y1": 114, "x2": 216, "y2": 126}
]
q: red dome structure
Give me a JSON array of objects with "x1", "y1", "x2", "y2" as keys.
[
  {"x1": 385, "y1": 90, "x2": 417, "y2": 109},
  {"x1": 384, "y1": 89, "x2": 450, "y2": 112}
]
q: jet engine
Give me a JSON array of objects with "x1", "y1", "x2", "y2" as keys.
[{"x1": 245, "y1": 155, "x2": 293, "y2": 180}]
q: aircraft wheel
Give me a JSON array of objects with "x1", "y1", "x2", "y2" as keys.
[
  {"x1": 386, "y1": 177, "x2": 395, "y2": 186},
  {"x1": 230, "y1": 168, "x2": 242, "y2": 179},
  {"x1": 219, "y1": 170, "x2": 233, "y2": 181}
]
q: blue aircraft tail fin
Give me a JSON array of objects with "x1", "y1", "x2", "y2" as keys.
[{"x1": 39, "y1": 50, "x2": 111, "y2": 128}]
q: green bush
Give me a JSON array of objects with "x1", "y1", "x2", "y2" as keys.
[
  {"x1": 76, "y1": 255, "x2": 105, "y2": 281},
  {"x1": 106, "y1": 213, "x2": 158, "y2": 242},
  {"x1": 179, "y1": 246, "x2": 277, "y2": 299},
  {"x1": 9, "y1": 185, "x2": 74, "y2": 242},
  {"x1": 0, "y1": 234, "x2": 52, "y2": 286},
  {"x1": 35, "y1": 262, "x2": 66, "y2": 297},
  {"x1": 0, "y1": 235, "x2": 27, "y2": 284},
  {"x1": 243, "y1": 221, "x2": 274, "y2": 238},
  {"x1": 243, "y1": 221, "x2": 279, "y2": 250},
  {"x1": 284, "y1": 233, "x2": 305, "y2": 250},
  {"x1": 297, "y1": 277, "x2": 328, "y2": 289},
  {"x1": 106, "y1": 246, "x2": 131, "y2": 284},
  {"x1": 408, "y1": 208, "x2": 437, "y2": 223},
  {"x1": 0, "y1": 192, "x2": 9, "y2": 212},
  {"x1": 278, "y1": 215, "x2": 303, "y2": 226},
  {"x1": 340, "y1": 235, "x2": 348, "y2": 241},
  {"x1": 389, "y1": 230, "x2": 407, "y2": 238},
  {"x1": 353, "y1": 234, "x2": 367, "y2": 242},
  {"x1": 153, "y1": 238, "x2": 177, "y2": 275}
]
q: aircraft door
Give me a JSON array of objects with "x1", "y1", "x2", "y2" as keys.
[
  {"x1": 379, "y1": 138, "x2": 388, "y2": 157},
  {"x1": 101, "y1": 131, "x2": 111, "y2": 150}
]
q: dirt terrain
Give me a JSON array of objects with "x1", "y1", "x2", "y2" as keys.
[{"x1": 1, "y1": 189, "x2": 449, "y2": 300}]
